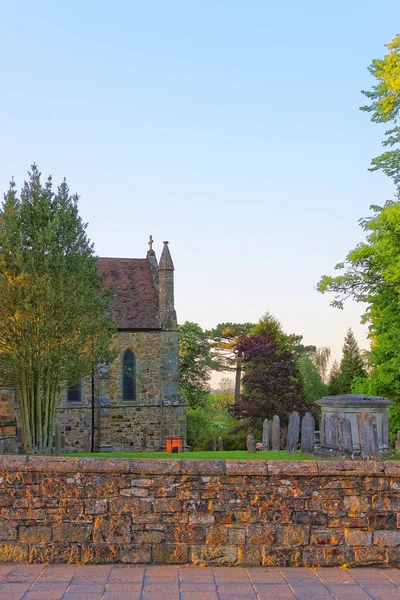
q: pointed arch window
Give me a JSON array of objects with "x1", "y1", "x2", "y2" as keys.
[{"x1": 122, "y1": 349, "x2": 136, "y2": 402}]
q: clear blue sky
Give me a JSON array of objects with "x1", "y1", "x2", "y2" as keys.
[{"x1": 1, "y1": 1, "x2": 399, "y2": 382}]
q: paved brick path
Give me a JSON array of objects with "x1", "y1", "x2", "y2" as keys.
[{"x1": 0, "y1": 564, "x2": 399, "y2": 599}]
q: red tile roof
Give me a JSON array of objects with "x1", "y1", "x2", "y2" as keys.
[{"x1": 97, "y1": 258, "x2": 160, "y2": 330}]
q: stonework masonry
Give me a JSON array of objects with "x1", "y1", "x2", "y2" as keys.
[{"x1": 1, "y1": 457, "x2": 400, "y2": 566}]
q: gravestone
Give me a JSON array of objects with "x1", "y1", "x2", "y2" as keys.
[
  {"x1": 286, "y1": 411, "x2": 300, "y2": 454},
  {"x1": 357, "y1": 412, "x2": 379, "y2": 461},
  {"x1": 262, "y1": 419, "x2": 270, "y2": 451},
  {"x1": 323, "y1": 412, "x2": 340, "y2": 449},
  {"x1": 271, "y1": 415, "x2": 280, "y2": 452},
  {"x1": 396, "y1": 430, "x2": 400, "y2": 452},
  {"x1": 300, "y1": 412, "x2": 315, "y2": 454},
  {"x1": 246, "y1": 434, "x2": 256, "y2": 454},
  {"x1": 218, "y1": 436, "x2": 223, "y2": 452},
  {"x1": 337, "y1": 417, "x2": 353, "y2": 458},
  {"x1": 212, "y1": 437, "x2": 216, "y2": 452}
]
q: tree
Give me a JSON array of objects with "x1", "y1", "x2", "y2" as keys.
[
  {"x1": 327, "y1": 360, "x2": 342, "y2": 396},
  {"x1": 312, "y1": 347, "x2": 332, "y2": 383},
  {"x1": 361, "y1": 34, "x2": 400, "y2": 187},
  {"x1": 298, "y1": 354, "x2": 328, "y2": 402},
  {"x1": 0, "y1": 165, "x2": 115, "y2": 453},
  {"x1": 231, "y1": 331, "x2": 307, "y2": 429},
  {"x1": 317, "y1": 201, "x2": 400, "y2": 405},
  {"x1": 336, "y1": 328, "x2": 367, "y2": 394},
  {"x1": 207, "y1": 322, "x2": 254, "y2": 404},
  {"x1": 178, "y1": 321, "x2": 216, "y2": 408},
  {"x1": 210, "y1": 377, "x2": 235, "y2": 416}
]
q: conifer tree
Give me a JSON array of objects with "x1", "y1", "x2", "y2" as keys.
[
  {"x1": 337, "y1": 328, "x2": 367, "y2": 394},
  {"x1": 327, "y1": 360, "x2": 341, "y2": 395},
  {"x1": 0, "y1": 165, "x2": 116, "y2": 453}
]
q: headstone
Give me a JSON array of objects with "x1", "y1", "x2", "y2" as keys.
[
  {"x1": 396, "y1": 430, "x2": 400, "y2": 452},
  {"x1": 301, "y1": 412, "x2": 315, "y2": 454},
  {"x1": 212, "y1": 437, "x2": 216, "y2": 452},
  {"x1": 286, "y1": 411, "x2": 300, "y2": 454},
  {"x1": 262, "y1": 419, "x2": 270, "y2": 451},
  {"x1": 324, "y1": 412, "x2": 340, "y2": 449},
  {"x1": 218, "y1": 436, "x2": 223, "y2": 452},
  {"x1": 55, "y1": 423, "x2": 62, "y2": 456},
  {"x1": 337, "y1": 417, "x2": 353, "y2": 458},
  {"x1": 246, "y1": 434, "x2": 256, "y2": 454},
  {"x1": 269, "y1": 420, "x2": 273, "y2": 447},
  {"x1": 357, "y1": 412, "x2": 379, "y2": 461},
  {"x1": 271, "y1": 415, "x2": 280, "y2": 452}
]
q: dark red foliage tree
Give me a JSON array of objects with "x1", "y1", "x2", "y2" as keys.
[{"x1": 231, "y1": 332, "x2": 309, "y2": 429}]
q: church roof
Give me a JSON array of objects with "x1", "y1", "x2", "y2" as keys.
[{"x1": 97, "y1": 258, "x2": 160, "y2": 330}]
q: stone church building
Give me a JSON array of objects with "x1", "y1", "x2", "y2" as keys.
[{"x1": 0, "y1": 240, "x2": 187, "y2": 453}]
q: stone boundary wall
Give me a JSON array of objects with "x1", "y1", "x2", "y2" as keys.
[{"x1": 1, "y1": 456, "x2": 400, "y2": 566}]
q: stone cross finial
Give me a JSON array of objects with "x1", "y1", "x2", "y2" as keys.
[{"x1": 148, "y1": 235, "x2": 153, "y2": 250}]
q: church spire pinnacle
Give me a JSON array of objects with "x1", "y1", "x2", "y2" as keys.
[
  {"x1": 158, "y1": 240, "x2": 176, "y2": 329},
  {"x1": 159, "y1": 240, "x2": 174, "y2": 271},
  {"x1": 146, "y1": 234, "x2": 159, "y2": 290}
]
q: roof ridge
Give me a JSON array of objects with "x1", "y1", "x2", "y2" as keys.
[{"x1": 97, "y1": 257, "x2": 147, "y2": 261}]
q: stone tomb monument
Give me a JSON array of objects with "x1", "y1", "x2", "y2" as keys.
[{"x1": 317, "y1": 394, "x2": 393, "y2": 451}]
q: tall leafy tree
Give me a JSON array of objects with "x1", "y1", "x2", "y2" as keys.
[
  {"x1": 317, "y1": 201, "x2": 400, "y2": 405},
  {"x1": 210, "y1": 377, "x2": 235, "y2": 416},
  {"x1": 361, "y1": 34, "x2": 400, "y2": 187},
  {"x1": 207, "y1": 322, "x2": 254, "y2": 404},
  {"x1": 178, "y1": 321, "x2": 216, "y2": 408},
  {"x1": 298, "y1": 354, "x2": 328, "y2": 402},
  {"x1": 312, "y1": 347, "x2": 332, "y2": 383},
  {"x1": 231, "y1": 330, "x2": 307, "y2": 429},
  {"x1": 0, "y1": 165, "x2": 115, "y2": 453},
  {"x1": 337, "y1": 327, "x2": 367, "y2": 393}
]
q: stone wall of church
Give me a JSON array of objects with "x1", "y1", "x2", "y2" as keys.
[
  {"x1": 57, "y1": 330, "x2": 164, "y2": 452},
  {"x1": 57, "y1": 330, "x2": 186, "y2": 452}
]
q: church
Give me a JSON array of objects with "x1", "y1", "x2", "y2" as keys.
[{"x1": 0, "y1": 239, "x2": 187, "y2": 453}]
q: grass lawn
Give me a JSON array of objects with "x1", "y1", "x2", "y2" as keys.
[{"x1": 69, "y1": 450, "x2": 315, "y2": 460}]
